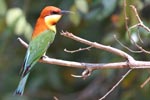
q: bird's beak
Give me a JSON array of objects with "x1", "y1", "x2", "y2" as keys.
[{"x1": 61, "y1": 10, "x2": 74, "y2": 15}]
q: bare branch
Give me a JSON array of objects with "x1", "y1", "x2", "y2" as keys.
[
  {"x1": 122, "y1": 0, "x2": 150, "y2": 55},
  {"x1": 18, "y1": 31, "x2": 150, "y2": 100},
  {"x1": 128, "y1": 5, "x2": 150, "y2": 54},
  {"x1": 123, "y1": 1, "x2": 150, "y2": 93},
  {"x1": 127, "y1": 24, "x2": 150, "y2": 54},
  {"x1": 18, "y1": 37, "x2": 150, "y2": 70},
  {"x1": 130, "y1": 4, "x2": 150, "y2": 32},
  {"x1": 61, "y1": 31, "x2": 135, "y2": 62},
  {"x1": 130, "y1": 5, "x2": 143, "y2": 24}
]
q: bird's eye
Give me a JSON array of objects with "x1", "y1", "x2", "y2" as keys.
[{"x1": 51, "y1": 11, "x2": 59, "y2": 15}]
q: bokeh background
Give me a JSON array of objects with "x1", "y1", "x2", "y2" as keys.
[{"x1": 1, "y1": 0, "x2": 150, "y2": 100}]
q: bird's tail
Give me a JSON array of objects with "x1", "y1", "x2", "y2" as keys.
[{"x1": 14, "y1": 73, "x2": 30, "y2": 96}]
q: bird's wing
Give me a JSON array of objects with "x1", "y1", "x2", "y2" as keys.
[{"x1": 20, "y1": 30, "x2": 56, "y2": 77}]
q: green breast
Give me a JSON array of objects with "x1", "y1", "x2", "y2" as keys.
[{"x1": 26, "y1": 30, "x2": 56, "y2": 68}]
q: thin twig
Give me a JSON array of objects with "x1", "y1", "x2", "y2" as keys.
[
  {"x1": 124, "y1": 2, "x2": 139, "y2": 50},
  {"x1": 71, "y1": 74, "x2": 83, "y2": 78},
  {"x1": 53, "y1": 96, "x2": 59, "y2": 100},
  {"x1": 64, "y1": 46, "x2": 92, "y2": 53},
  {"x1": 140, "y1": 76, "x2": 150, "y2": 88},
  {"x1": 129, "y1": 5, "x2": 150, "y2": 54},
  {"x1": 124, "y1": 0, "x2": 131, "y2": 40},
  {"x1": 71, "y1": 69, "x2": 92, "y2": 79},
  {"x1": 17, "y1": 37, "x2": 28, "y2": 48},
  {"x1": 124, "y1": 1, "x2": 150, "y2": 93},
  {"x1": 127, "y1": 24, "x2": 150, "y2": 54},
  {"x1": 137, "y1": 26, "x2": 144, "y2": 44},
  {"x1": 114, "y1": 35, "x2": 142, "y2": 53},
  {"x1": 99, "y1": 69, "x2": 132, "y2": 100}
]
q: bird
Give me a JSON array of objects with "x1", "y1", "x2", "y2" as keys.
[{"x1": 14, "y1": 6, "x2": 71, "y2": 96}]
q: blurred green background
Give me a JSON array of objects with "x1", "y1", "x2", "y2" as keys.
[{"x1": 1, "y1": 0, "x2": 150, "y2": 100}]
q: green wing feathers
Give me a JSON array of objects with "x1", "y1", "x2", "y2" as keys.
[{"x1": 21, "y1": 30, "x2": 56, "y2": 77}]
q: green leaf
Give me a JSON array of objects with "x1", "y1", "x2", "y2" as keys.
[
  {"x1": 6, "y1": 8, "x2": 32, "y2": 41},
  {"x1": 75, "y1": 0, "x2": 88, "y2": 14},
  {"x1": 24, "y1": 23, "x2": 32, "y2": 40},
  {"x1": 69, "y1": 5, "x2": 81, "y2": 26},
  {"x1": 0, "y1": 0, "x2": 7, "y2": 15},
  {"x1": 15, "y1": 16, "x2": 27, "y2": 35},
  {"x1": 6, "y1": 8, "x2": 23, "y2": 27}
]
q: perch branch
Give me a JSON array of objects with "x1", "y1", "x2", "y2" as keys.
[
  {"x1": 18, "y1": 37, "x2": 150, "y2": 70},
  {"x1": 18, "y1": 30, "x2": 150, "y2": 99}
]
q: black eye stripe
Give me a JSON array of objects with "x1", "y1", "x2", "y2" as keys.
[{"x1": 51, "y1": 11, "x2": 59, "y2": 14}]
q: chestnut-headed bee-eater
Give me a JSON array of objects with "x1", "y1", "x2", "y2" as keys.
[{"x1": 14, "y1": 6, "x2": 71, "y2": 96}]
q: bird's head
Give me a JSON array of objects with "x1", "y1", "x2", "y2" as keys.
[
  {"x1": 40, "y1": 6, "x2": 70, "y2": 32},
  {"x1": 32, "y1": 6, "x2": 72, "y2": 39}
]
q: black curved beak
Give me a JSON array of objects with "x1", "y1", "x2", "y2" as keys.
[{"x1": 61, "y1": 10, "x2": 74, "y2": 15}]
